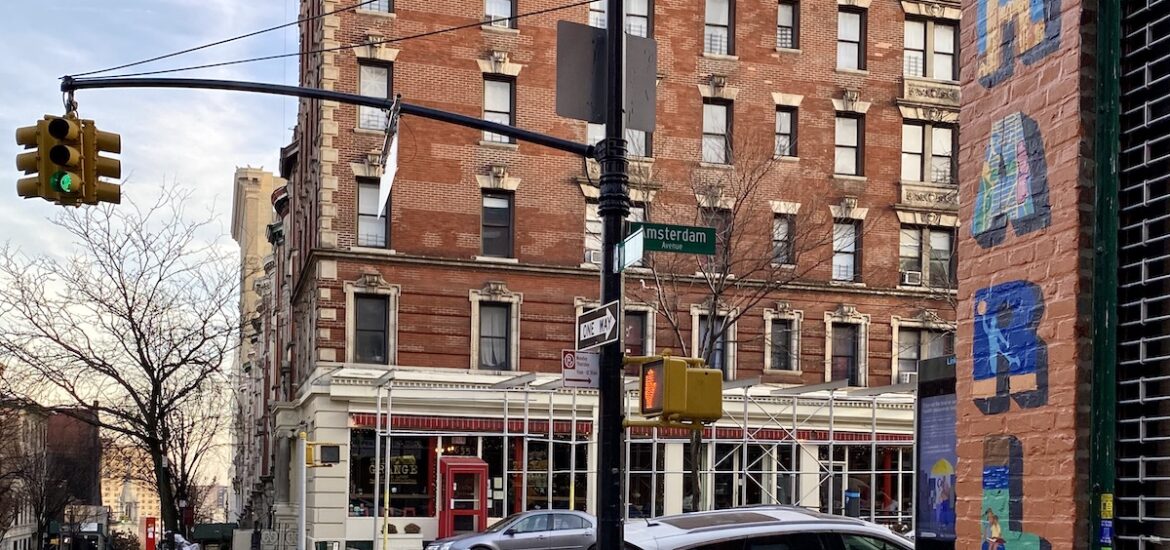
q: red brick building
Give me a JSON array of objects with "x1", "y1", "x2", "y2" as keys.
[
  {"x1": 239, "y1": 0, "x2": 962, "y2": 542},
  {"x1": 279, "y1": 0, "x2": 960, "y2": 388}
]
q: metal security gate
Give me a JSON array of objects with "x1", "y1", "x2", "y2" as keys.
[{"x1": 1116, "y1": 1, "x2": 1170, "y2": 546}]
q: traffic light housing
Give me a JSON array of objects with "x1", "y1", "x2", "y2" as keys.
[
  {"x1": 636, "y1": 356, "x2": 723, "y2": 423},
  {"x1": 306, "y1": 442, "x2": 342, "y2": 467},
  {"x1": 46, "y1": 116, "x2": 84, "y2": 203},
  {"x1": 81, "y1": 120, "x2": 121, "y2": 204},
  {"x1": 14, "y1": 115, "x2": 122, "y2": 205},
  {"x1": 14, "y1": 120, "x2": 47, "y2": 199}
]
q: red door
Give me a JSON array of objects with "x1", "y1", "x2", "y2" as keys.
[{"x1": 438, "y1": 456, "x2": 489, "y2": 539}]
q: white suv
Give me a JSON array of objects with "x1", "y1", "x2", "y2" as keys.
[{"x1": 624, "y1": 506, "x2": 913, "y2": 550}]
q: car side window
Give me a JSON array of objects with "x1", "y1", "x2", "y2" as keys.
[
  {"x1": 839, "y1": 534, "x2": 907, "y2": 550},
  {"x1": 744, "y1": 532, "x2": 826, "y2": 550},
  {"x1": 553, "y1": 514, "x2": 587, "y2": 530},
  {"x1": 687, "y1": 539, "x2": 744, "y2": 550},
  {"x1": 511, "y1": 514, "x2": 549, "y2": 534}
]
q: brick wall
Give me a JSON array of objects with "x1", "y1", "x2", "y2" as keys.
[{"x1": 955, "y1": 0, "x2": 1094, "y2": 545}]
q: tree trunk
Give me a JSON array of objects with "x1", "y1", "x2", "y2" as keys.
[
  {"x1": 150, "y1": 444, "x2": 179, "y2": 550},
  {"x1": 689, "y1": 430, "x2": 703, "y2": 512}
]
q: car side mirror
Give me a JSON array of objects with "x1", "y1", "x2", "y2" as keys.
[{"x1": 504, "y1": 528, "x2": 517, "y2": 537}]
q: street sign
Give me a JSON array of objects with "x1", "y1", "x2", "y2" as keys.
[
  {"x1": 618, "y1": 228, "x2": 645, "y2": 272},
  {"x1": 576, "y1": 300, "x2": 621, "y2": 351},
  {"x1": 562, "y1": 350, "x2": 600, "y2": 388},
  {"x1": 555, "y1": 21, "x2": 658, "y2": 132},
  {"x1": 629, "y1": 222, "x2": 717, "y2": 255}
]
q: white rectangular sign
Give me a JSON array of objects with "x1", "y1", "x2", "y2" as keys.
[{"x1": 561, "y1": 349, "x2": 600, "y2": 389}]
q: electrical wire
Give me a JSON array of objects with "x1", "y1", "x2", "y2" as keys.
[
  {"x1": 73, "y1": 0, "x2": 595, "y2": 80},
  {"x1": 71, "y1": 0, "x2": 384, "y2": 78}
]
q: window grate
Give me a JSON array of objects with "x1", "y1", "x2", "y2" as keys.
[{"x1": 1117, "y1": 1, "x2": 1170, "y2": 546}]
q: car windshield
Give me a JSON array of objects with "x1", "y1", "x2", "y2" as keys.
[{"x1": 484, "y1": 514, "x2": 523, "y2": 533}]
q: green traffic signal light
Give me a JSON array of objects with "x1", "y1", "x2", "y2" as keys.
[{"x1": 50, "y1": 171, "x2": 78, "y2": 193}]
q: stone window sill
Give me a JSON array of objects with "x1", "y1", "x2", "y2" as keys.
[
  {"x1": 351, "y1": 246, "x2": 397, "y2": 256},
  {"x1": 481, "y1": 24, "x2": 520, "y2": 35},
  {"x1": 474, "y1": 255, "x2": 520, "y2": 264},
  {"x1": 355, "y1": 127, "x2": 388, "y2": 135},
  {"x1": 703, "y1": 52, "x2": 740, "y2": 61},
  {"x1": 479, "y1": 140, "x2": 519, "y2": 151},
  {"x1": 356, "y1": 9, "x2": 397, "y2": 19},
  {"x1": 836, "y1": 67, "x2": 870, "y2": 76},
  {"x1": 774, "y1": 156, "x2": 800, "y2": 163},
  {"x1": 699, "y1": 162, "x2": 734, "y2": 170},
  {"x1": 775, "y1": 47, "x2": 802, "y2": 54},
  {"x1": 834, "y1": 174, "x2": 868, "y2": 183},
  {"x1": 830, "y1": 280, "x2": 867, "y2": 288}
]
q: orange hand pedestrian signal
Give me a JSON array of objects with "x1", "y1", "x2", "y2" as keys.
[{"x1": 641, "y1": 360, "x2": 663, "y2": 415}]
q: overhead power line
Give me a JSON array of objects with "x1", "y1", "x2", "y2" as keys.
[
  {"x1": 72, "y1": 0, "x2": 384, "y2": 78},
  {"x1": 72, "y1": 0, "x2": 594, "y2": 80}
]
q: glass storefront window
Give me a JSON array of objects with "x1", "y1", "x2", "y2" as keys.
[
  {"x1": 628, "y1": 441, "x2": 665, "y2": 518},
  {"x1": 349, "y1": 430, "x2": 433, "y2": 517}
]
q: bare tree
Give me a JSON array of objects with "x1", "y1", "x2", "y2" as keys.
[
  {"x1": 624, "y1": 128, "x2": 883, "y2": 511},
  {"x1": 17, "y1": 441, "x2": 102, "y2": 550},
  {"x1": 0, "y1": 190, "x2": 239, "y2": 540},
  {"x1": 0, "y1": 397, "x2": 26, "y2": 543}
]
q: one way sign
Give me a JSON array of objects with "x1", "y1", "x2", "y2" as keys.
[{"x1": 576, "y1": 300, "x2": 621, "y2": 351}]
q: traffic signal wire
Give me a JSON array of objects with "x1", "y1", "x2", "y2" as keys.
[
  {"x1": 71, "y1": 0, "x2": 386, "y2": 78},
  {"x1": 70, "y1": 0, "x2": 595, "y2": 81}
]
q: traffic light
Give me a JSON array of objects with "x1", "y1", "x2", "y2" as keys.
[
  {"x1": 45, "y1": 116, "x2": 84, "y2": 203},
  {"x1": 14, "y1": 115, "x2": 122, "y2": 205},
  {"x1": 81, "y1": 120, "x2": 121, "y2": 204},
  {"x1": 14, "y1": 120, "x2": 47, "y2": 200},
  {"x1": 306, "y1": 442, "x2": 342, "y2": 467},
  {"x1": 635, "y1": 356, "x2": 723, "y2": 423}
]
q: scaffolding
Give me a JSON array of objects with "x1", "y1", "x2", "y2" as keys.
[{"x1": 339, "y1": 367, "x2": 914, "y2": 546}]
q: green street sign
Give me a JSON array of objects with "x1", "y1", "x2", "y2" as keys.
[{"x1": 629, "y1": 222, "x2": 716, "y2": 255}]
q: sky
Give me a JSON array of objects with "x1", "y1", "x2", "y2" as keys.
[{"x1": 1, "y1": 0, "x2": 303, "y2": 490}]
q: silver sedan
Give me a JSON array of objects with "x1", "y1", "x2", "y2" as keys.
[{"x1": 425, "y1": 510, "x2": 596, "y2": 550}]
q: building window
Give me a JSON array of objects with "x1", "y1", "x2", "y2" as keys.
[
  {"x1": 770, "y1": 318, "x2": 796, "y2": 371},
  {"x1": 772, "y1": 214, "x2": 794, "y2": 265},
  {"x1": 832, "y1": 221, "x2": 860, "y2": 282},
  {"x1": 698, "y1": 314, "x2": 731, "y2": 378},
  {"x1": 625, "y1": 311, "x2": 648, "y2": 356},
  {"x1": 358, "y1": 63, "x2": 392, "y2": 130},
  {"x1": 483, "y1": 77, "x2": 515, "y2": 143},
  {"x1": 587, "y1": 123, "x2": 652, "y2": 158},
  {"x1": 349, "y1": 431, "x2": 432, "y2": 517},
  {"x1": 834, "y1": 115, "x2": 863, "y2": 176},
  {"x1": 704, "y1": 0, "x2": 733, "y2": 55},
  {"x1": 485, "y1": 0, "x2": 516, "y2": 28},
  {"x1": 837, "y1": 10, "x2": 866, "y2": 70},
  {"x1": 589, "y1": 0, "x2": 651, "y2": 36},
  {"x1": 355, "y1": 295, "x2": 389, "y2": 364},
  {"x1": 904, "y1": 19, "x2": 957, "y2": 80},
  {"x1": 357, "y1": 180, "x2": 389, "y2": 248},
  {"x1": 479, "y1": 303, "x2": 511, "y2": 370},
  {"x1": 831, "y1": 323, "x2": 860, "y2": 386},
  {"x1": 586, "y1": 203, "x2": 645, "y2": 265},
  {"x1": 701, "y1": 207, "x2": 733, "y2": 272},
  {"x1": 777, "y1": 1, "x2": 798, "y2": 49},
  {"x1": 774, "y1": 107, "x2": 796, "y2": 157},
  {"x1": 482, "y1": 192, "x2": 513, "y2": 257},
  {"x1": 363, "y1": 0, "x2": 393, "y2": 12},
  {"x1": 702, "y1": 100, "x2": 732, "y2": 164},
  {"x1": 901, "y1": 122, "x2": 956, "y2": 184},
  {"x1": 899, "y1": 226, "x2": 956, "y2": 287},
  {"x1": 897, "y1": 328, "x2": 954, "y2": 377}
]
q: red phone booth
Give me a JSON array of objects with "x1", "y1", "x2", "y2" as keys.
[{"x1": 438, "y1": 456, "x2": 489, "y2": 539}]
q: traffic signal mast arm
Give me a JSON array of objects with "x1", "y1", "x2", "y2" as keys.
[{"x1": 60, "y1": 76, "x2": 595, "y2": 158}]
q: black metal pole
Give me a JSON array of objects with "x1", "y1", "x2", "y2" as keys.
[{"x1": 597, "y1": 0, "x2": 629, "y2": 548}]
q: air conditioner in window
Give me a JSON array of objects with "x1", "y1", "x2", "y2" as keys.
[
  {"x1": 585, "y1": 249, "x2": 602, "y2": 264},
  {"x1": 899, "y1": 372, "x2": 918, "y2": 385},
  {"x1": 901, "y1": 270, "x2": 923, "y2": 286}
]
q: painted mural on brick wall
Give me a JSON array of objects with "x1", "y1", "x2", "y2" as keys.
[
  {"x1": 972, "y1": 281, "x2": 1048, "y2": 415},
  {"x1": 972, "y1": 113, "x2": 1051, "y2": 248},
  {"x1": 976, "y1": 0, "x2": 1063, "y2": 88},
  {"x1": 968, "y1": 0, "x2": 1063, "y2": 543}
]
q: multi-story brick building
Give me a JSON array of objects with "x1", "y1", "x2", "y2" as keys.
[{"x1": 236, "y1": 0, "x2": 961, "y2": 545}]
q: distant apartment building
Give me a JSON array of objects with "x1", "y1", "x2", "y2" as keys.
[{"x1": 234, "y1": 0, "x2": 960, "y2": 545}]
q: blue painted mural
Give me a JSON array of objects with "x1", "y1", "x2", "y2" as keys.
[
  {"x1": 976, "y1": 0, "x2": 1062, "y2": 88},
  {"x1": 973, "y1": 281, "x2": 1048, "y2": 415},
  {"x1": 981, "y1": 436, "x2": 1050, "y2": 549},
  {"x1": 972, "y1": 112, "x2": 1051, "y2": 248}
]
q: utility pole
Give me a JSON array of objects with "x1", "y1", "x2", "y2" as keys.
[{"x1": 596, "y1": 0, "x2": 630, "y2": 548}]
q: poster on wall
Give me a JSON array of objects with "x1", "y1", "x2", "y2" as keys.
[{"x1": 917, "y1": 392, "x2": 957, "y2": 541}]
